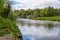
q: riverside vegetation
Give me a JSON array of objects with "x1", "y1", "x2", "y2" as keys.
[
  {"x1": 0, "y1": 0, "x2": 23, "y2": 40},
  {"x1": 0, "y1": 16, "x2": 23, "y2": 40},
  {"x1": 11, "y1": 6, "x2": 60, "y2": 21}
]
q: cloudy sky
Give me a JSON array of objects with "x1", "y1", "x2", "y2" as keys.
[{"x1": 11, "y1": 0, "x2": 60, "y2": 10}]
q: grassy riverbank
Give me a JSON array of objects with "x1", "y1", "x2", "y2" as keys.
[
  {"x1": 0, "y1": 16, "x2": 22, "y2": 40},
  {"x1": 34, "y1": 16, "x2": 60, "y2": 21},
  {"x1": 0, "y1": 17, "x2": 10, "y2": 36}
]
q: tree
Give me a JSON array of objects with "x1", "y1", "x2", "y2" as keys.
[
  {"x1": 40, "y1": 8, "x2": 47, "y2": 17},
  {"x1": 55, "y1": 8, "x2": 60, "y2": 16},
  {"x1": 19, "y1": 9, "x2": 26, "y2": 18},
  {"x1": 0, "y1": 0, "x2": 7, "y2": 15},
  {"x1": 32, "y1": 9, "x2": 40, "y2": 18},
  {"x1": 1, "y1": 0, "x2": 11, "y2": 18},
  {"x1": 47, "y1": 6, "x2": 55, "y2": 16},
  {"x1": 25, "y1": 9, "x2": 33, "y2": 18}
]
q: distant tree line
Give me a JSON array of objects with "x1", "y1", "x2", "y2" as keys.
[{"x1": 13, "y1": 6, "x2": 60, "y2": 19}]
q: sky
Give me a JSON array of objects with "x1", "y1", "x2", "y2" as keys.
[{"x1": 11, "y1": 0, "x2": 60, "y2": 10}]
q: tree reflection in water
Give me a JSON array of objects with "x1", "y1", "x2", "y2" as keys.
[{"x1": 45, "y1": 23, "x2": 54, "y2": 30}]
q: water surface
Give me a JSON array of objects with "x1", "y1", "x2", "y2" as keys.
[{"x1": 16, "y1": 19, "x2": 60, "y2": 40}]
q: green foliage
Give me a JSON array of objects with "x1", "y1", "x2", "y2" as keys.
[
  {"x1": 46, "y1": 6, "x2": 55, "y2": 16},
  {"x1": 0, "y1": 0, "x2": 22, "y2": 40},
  {"x1": 13, "y1": 6, "x2": 60, "y2": 20},
  {"x1": 0, "y1": 16, "x2": 22, "y2": 40},
  {"x1": 0, "y1": 16, "x2": 23, "y2": 40},
  {"x1": 0, "y1": 16, "x2": 19, "y2": 33},
  {"x1": 36, "y1": 16, "x2": 60, "y2": 21},
  {"x1": 0, "y1": 30, "x2": 10, "y2": 36},
  {"x1": 8, "y1": 11, "x2": 18, "y2": 21},
  {"x1": 0, "y1": 0, "x2": 11, "y2": 18},
  {"x1": 0, "y1": 0, "x2": 7, "y2": 13},
  {"x1": 19, "y1": 9, "x2": 26, "y2": 18}
]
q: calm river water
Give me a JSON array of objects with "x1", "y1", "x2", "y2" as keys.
[{"x1": 16, "y1": 18, "x2": 60, "y2": 40}]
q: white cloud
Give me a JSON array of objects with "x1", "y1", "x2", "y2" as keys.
[{"x1": 12, "y1": 0, "x2": 60, "y2": 10}]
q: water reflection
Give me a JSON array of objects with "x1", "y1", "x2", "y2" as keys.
[
  {"x1": 16, "y1": 19, "x2": 60, "y2": 40},
  {"x1": 27, "y1": 22, "x2": 32, "y2": 27},
  {"x1": 43, "y1": 23, "x2": 54, "y2": 30},
  {"x1": 19, "y1": 21, "x2": 25, "y2": 27}
]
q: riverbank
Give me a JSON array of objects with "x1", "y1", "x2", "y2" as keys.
[
  {"x1": 0, "y1": 17, "x2": 10, "y2": 36},
  {"x1": 0, "y1": 16, "x2": 23, "y2": 40},
  {"x1": 0, "y1": 34, "x2": 12, "y2": 40},
  {"x1": 32, "y1": 16, "x2": 60, "y2": 21}
]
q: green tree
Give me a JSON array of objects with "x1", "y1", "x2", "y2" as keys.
[
  {"x1": 1, "y1": 0, "x2": 11, "y2": 18},
  {"x1": 19, "y1": 9, "x2": 26, "y2": 18},
  {"x1": 26, "y1": 9, "x2": 33, "y2": 18},
  {"x1": 55, "y1": 8, "x2": 60, "y2": 16},
  {"x1": 47, "y1": 6, "x2": 55, "y2": 16},
  {"x1": 40, "y1": 8, "x2": 47, "y2": 17},
  {"x1": 32, "y1": 9, "x2": 40, "y2": 18},
  {"x1": 0, "y1": 0, "x2": 7, "y2": 13}
]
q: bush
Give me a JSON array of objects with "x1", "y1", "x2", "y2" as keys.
[{"x1": 0, "y1": 16, "x2": 19, "y2": 36}]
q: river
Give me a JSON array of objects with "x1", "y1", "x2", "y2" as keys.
[{"x1": 16, "y1": 18, "x2": 60, "y2": 40}]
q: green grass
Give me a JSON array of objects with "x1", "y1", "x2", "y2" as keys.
[
  {"x1": 35, "y1": 16, "x2": 60, "y2": 21},
  {"x1": 0, "y1": 16, "x2": 22, "y2": 40},
  {"x1": 0, "y1": 16, "x2": 10, "y2": 36},
  {"x1": 0, "y1": 30, "x2": 10, "y2": 36}
]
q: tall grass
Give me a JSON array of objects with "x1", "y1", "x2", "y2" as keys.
[{"x1": 36, "y1": 16, "x2": 60, "y2": 21}]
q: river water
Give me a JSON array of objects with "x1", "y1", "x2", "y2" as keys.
[{"x1": 16, "y1": 18, "x2": 60, "y2": 40}]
